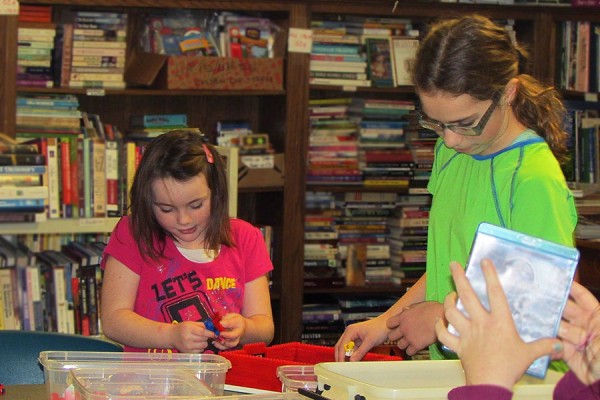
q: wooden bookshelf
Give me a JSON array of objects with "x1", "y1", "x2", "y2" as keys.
[{"x1": 0, "y1": 0, "x2": 599, "y2": 345}]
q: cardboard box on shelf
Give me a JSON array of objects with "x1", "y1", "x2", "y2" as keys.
[
  {"x1": 238, "y1": 153, "x2": 284, "y2": 189},
  {"x1": 125, "y1": 52, "x2": 284, "y2": 90}
]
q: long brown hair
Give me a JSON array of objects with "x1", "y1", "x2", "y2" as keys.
[
  {"x1": 412, "y1": 14, "x2": 569, "y2": 164},
  {"x1": 128, "y1": 129, "x2": 233, "y2": 262}
]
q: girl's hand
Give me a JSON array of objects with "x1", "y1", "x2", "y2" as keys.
[
  {"x1": 334, "y1": 315, "x2": 390, "y2": 361},
  {"x1": 436, "y1": 259, "x2": 557, "y2": 390},
  {"x1": 212, "y1": 313, "x2": 247, "y2": 350},
  {"x1": 170, "y1": 321, "x2": 217, "y2": 353},
  {"x1": 557, "y1": 281, "x2": 600, "y2": 385},
  {"x1": 387, "y1": 301, "x2": 443, "y2": 356}
]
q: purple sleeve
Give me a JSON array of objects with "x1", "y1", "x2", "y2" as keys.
[
  {"x1": 553, "y1": 371, "x2": 600, "y2": 400},
  {"x1": 448, "y1": 385, "x2": 513, "y2": 400}
]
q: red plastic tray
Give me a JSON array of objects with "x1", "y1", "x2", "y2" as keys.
[{"x1": 221, "y1": 342, "x2": 402, "y2": 392}]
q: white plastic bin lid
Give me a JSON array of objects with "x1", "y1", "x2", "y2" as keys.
[{"x1": 315, "y1": 360, "x2": 562, "y2": 400}]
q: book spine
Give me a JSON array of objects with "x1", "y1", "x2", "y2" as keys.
[
  {"x1": 312, "y1": 44, "x2": 361, "y2": 55},
  {"x1": 92, "y1": 139, "x2": 106, "y2": 217},
  {"x1": 0, "y1": 270, "x2": 18, "y2": 329},
  {"x1": 46, "y1": 137, "x2": 61, "y2": 219},
  {"x1": 0, "y1": 211, "x2": 46, "y2": 223},
  {"x1": 60, "y1": 139, "x2": 73, "y2": 218},
  {"x1": 0, "y1": 185, "x2": 48, "y2": 200},
  {"x1": 72, "y1": 47, "x2": 126, "y2": 57},
  {"x1": 69, "y1": 136, "x2": 80, "y2": 218},
  {"x1": 71, "y1": 55, "x2": 125, "y2": 67},
  {"x1": 72, "y1": 40, "x2": 126, "y2": 48},
  {"x1": 60, "y1": 24, "x2": 73, "y2": 88},
  {"x1": 82, "y1": 138, "x2": 93, "y2": 218},
  {"x1": 105, "y1": 140, "x2": 119, "y2": 216},
  {"x1": 70, "y1": 72, "x2": 124, "y2": 81},
  {"x1": 53, "y1": 266, "x2": 68, "y2": 333},
  {"x1": 131, "y1": 114, "x2": 188, "y2": 128}
]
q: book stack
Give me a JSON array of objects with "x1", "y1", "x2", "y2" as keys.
[
  {"x1": 216, "y1": 120, "x2": 253, "y2": 147},
  {"x1": 351, "y1": 98, "x2": 415, "y2": 189},
  {"x1": 128, "y1": 114, "x2": 188, "y2": 141},
  {"x1": 336, "y1": 192, "x2": 396, "y2": 286},
  {"x1": 58, "y1": 10, "x2": 128, "y2": 89},
  {"x1": 17, "y1": 23, "x2": 56, "y2": 88},
  {"x1": 16, "y1": 94, "x2": 82, "y2": 139},
  {"x1": 404, "y1": 115, "x2": 437, "y2": 195},
  {"x1": 301, "y1": 303, "x2": 343, "y2": 346},
  {"x1": 310, "y1": 20, "x2": 369, "y2": 87},
  {"x1": 15, "y1": 94, "x2": 83, "y2": 220},
  {"x1": 387, "y1": 194, "x2": 432, "y2": 285},
  {"x1": 36, "y1": 240, "x2": 105, "y2": 334},
  {"x1": 19, "y1": 4, "x2": 52, "y2": 23},
  {"x1": 304, "y1": 191, "x2": 344, "y2": 288},
  {"x1": 0, "y1": 237, "x2": 42, "y2": 331},
  {"x1": 309, "y1": 23, "x2": 369, "y2": 87},
  {"x1": 0, "y1": 133, "x2": 47, "y2": 223},
  {"x1": 307, "y1": 98, "x2": 361, "y2": 186},
  {"x1": 310, "y1": 15, "x2": 421, "y2": 88},
  {"x1": 337, "y1": 295, "x2": 398, "y2": 326},
  {"x1": 558, "y1": 20, "x2": 600, "y2": 93}
]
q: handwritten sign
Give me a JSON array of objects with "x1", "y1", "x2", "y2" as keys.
[
  {"x1": 0, "y1": 0, "x2": 18, "y2": 15},
  {"x1": 288, "y1": 28, "x2": 312, "y2": 54},
  {"x1": 167, "y1": 57, "x2": 283, "y2": 90}
]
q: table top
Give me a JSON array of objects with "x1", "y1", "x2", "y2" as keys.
[
  {"x1": 2, "y1": 383, "x2": 281, "y2": 399},
  {"x1": 2, "y1": 384, "x2": 46, "y2": 399}
]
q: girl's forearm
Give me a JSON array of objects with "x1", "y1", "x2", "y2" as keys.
[{"x1": 240, "y1": 314, "x2": 275, "y2": 345}]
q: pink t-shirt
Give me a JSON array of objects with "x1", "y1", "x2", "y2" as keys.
[{"x1": 102, "y1": 216, "x2": 273, "y2": 352}]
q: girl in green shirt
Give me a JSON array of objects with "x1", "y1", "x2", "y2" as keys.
[{"x1": 335, "y1": 14, "x2": 577, "y2": 362}]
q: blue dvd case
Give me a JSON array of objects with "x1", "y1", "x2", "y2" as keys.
[{"x1": 448, "y1": 222, "x2": 580, "y2": 378}]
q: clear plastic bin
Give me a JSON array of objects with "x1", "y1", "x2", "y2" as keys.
[
  {"x1": 70, "y1": 368, "x2": 305, "y2": 400},
  {"x1": 315, "y1": 360, "x2": 563, "y2": 400},
  {"x1": 276, "y1": 365, "x2": 318, "y2": 392},
  {"x1": 68, "y1": 367, "x2": 214, "y2": 399},
  {"x1": 39, "y1": 351, "x2": 230, "y2": 400}
]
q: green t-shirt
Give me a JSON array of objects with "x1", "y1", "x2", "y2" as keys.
[{"x1": 426, "y1": 130, "x2": 578, "y2": 360}]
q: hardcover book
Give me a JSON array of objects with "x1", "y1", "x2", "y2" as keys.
[
  {"x1": 448, "y1": 222, "x2": 580, "y2": 378},
  {"x1": 365, "y1": 37, "x2": 394, "y2": 88}
]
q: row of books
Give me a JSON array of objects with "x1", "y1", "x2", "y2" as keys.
[
  {"x1": 563, "y1": 100, "x2": 600, "y2": 186},
  {"x1": 559, "y1": 21, "x2": 600, "y2": 93},
  {"x1": 55, "y1": 10, "x2": 128, "y2": 89},
  {"x1": 310, "y1": 15, "x2": 420, "y2": 88},
  {"x1": 304, "y1": 191, "x2": 430, "y2": 288},
  {"x1": 17, "y1": 9, "x2": 129, "y2": 90},
  {"x1": 0, "y1": 236, "x2": 105, "y2": 335},
  {"x1": 307, "y1": 97, "x2": 434, "y2": 189},
  {"x1": 17, "y1": 24, "x2": 57, "y2": 88},
  {"x1": 6, "y1": 95, "x2": 200, "y2": 221},
  {"x1": 301, "y1": 295, "x2": 398, "y2": 346}
]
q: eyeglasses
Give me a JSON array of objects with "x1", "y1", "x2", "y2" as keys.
[{"x1": 417, "y1": 93, "x2": 501, "y2": 137}]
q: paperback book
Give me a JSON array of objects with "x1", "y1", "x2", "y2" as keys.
[{"x1": 448, "y1": 222, "x2": 580, "y2": 378}]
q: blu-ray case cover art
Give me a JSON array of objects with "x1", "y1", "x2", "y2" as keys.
[{"x1": 448, "y1": 222, "x2": 580, "y2": 378}]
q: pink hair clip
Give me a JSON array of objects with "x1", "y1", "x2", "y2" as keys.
[{"x1": 202, "y1": 143, "x2": 214, "y2": 164}]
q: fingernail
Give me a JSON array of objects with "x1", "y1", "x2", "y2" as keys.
[{"x1": 553, "y1": 342, "x2": 563, "y2": 353}]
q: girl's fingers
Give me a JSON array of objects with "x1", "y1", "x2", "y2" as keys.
[
  {"x1": 444, "y1": 291, "x2": 471, "y2": 334},
  {"x1": 435, "y1": 316, "x2": 459, "y2": 354},
  {"x1": 480, "y1": 259, "x2": 513, "y2": 320},
  {"x1": 450, "y1": 262, "x2": 486, "y2": 318},
  {"x1": 569, "y1": 281, "x2": 600, "y2": 313},
  {"x1": 558, "y1": 320, "x2": 589, "y2": 348}
]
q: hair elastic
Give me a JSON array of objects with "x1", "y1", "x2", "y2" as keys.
[{"x1": 202, "y1": 143, "x2": 214, "y2": 164}]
